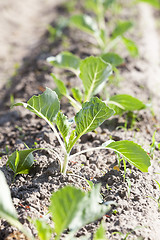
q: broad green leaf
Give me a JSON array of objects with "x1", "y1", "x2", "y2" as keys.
[
  {"x1": 106, "y1": 140, "x2": 151, "y2": 172},
  {"x1": 75, "y1": 97, "x2": 114, "y2": 137},
  {"x1": 93, "y1": 222, "x2": 107, "y2": 240},
  {"x1": 0, "y1": 170, "x2": 18, "y2": 222},
  {"x1": 79, "y1": 56, "x2": 112, "y2": 101},
  {"x1": 6, "y1": 148, "x2": 41, "y2": 177},
  {"x1": 137, "y1": 0, "x2": 160, "y2": 8},
  {"x1": 70, "y1": 14, "x2": 98, "y2": 36},
  {"x1": 47, "y1": 51, "x2": 80, "y2": 75},
  {"x1": 111, "y1": 21, "x2": 133, "y2": 39},
  {"x1": 85, "y1": 0, "x2": 116, "y2": 14},
  {"x1": 122, "y1": 37, "x2": 139, "y2": 57},
  {"x1": 14, "y1": 88, "x2": 60, "y2": 124},
  {"x1": 71, "y1": 87, "x2": 83, "y2": 103},
  {"x1": 101, "y1": 52, "x2": 124, "y2": 66},
  {"x1": 103, "y1": 0, "x2": 116, "y2": 9},
  {"x1": 108, "y1": 94, "x2": 146, "y2": 115},
  {"x1": 56, "y1": 111, "x2": 71, "y2": 143},
  {"x1": 0, "y1": 171, "x2": 33, "y2": 240},
  {"x1": 34, "y1": 219, "x2": 52, "y2": 240},
  {"x1": 68, "y1": 184, "x2": 111, "y2": 231},
  {"x1": 50, "y1": 185, "x2": 85, "y2": 236},
  {"x1": 51, "y1": 73, "x2": 67, "y2": 96},
  {"x1": 50, "y1": 184, "x2": 110, "y2": 236}
]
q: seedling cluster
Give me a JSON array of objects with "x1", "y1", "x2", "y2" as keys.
[{"x1": 1, "y1": 0, "x2": 159, "y2": 239}]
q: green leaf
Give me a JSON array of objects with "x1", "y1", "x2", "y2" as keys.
[
  {"x1": 51, "y1": 73, "x2": 67, "y2": 96},
  {"x1": 85, "y1": 0, "x2": 116, "y2": 14},
  {"x1": 122, "y1": 37, "x2": 139, "y2": 57},
  {"x1": 34, "y1": 219, "x2": 52, "y2": 240},
  {"x1": 106, "y1": 140, "x2": 151, "y2": 172},
  {"x1": 93, "y1": 222, "x2": 107, "y2": 240},
  {"x1": 111, "y1": 21, "x2": 133, "y2": 39},
  {"x1": 56, "y1": 111, "x2": 71, "y2": 143},
  {"x1": 47, "y1": 51, "x2": 80, "y2": 75},
  {"x1": 0, "y1": 170, "x2": 18, "y2": 222},
  {"x1": 50, "y1": 184, "x2": 110, "y2": 236},
  {"x1": 14, "y1": 88, "x2": 60, "y2": 124},
  {"x1": 75, "y1": 97, "x2": 114, "y2": 137},
  {"x1": 70, "y1": 14, "x2": 98, "y2": 36},
  {"x1": 79, "y1": 56, "x2": 112, "y2": 101},
  {"x1": 101, "y1": 52, "x2": 124, "y2": 66},
  {"x1": 71, "y1": 87, "x2": 83, "y2": 103},
  {"x1": 108, "y1": 94, "x2": 146, "y2": 115},
  {"x1": 0, "y1": 171, "x2": 33, "y2": 240},
  {"x1": 50, "y1": 185, "x2": 85, "y2": 236},
  {"x1": 137, "y1": 0, "x2": 160, "y2": 8},
  {"x1": 6, "y1": 148, "x2": 41, "y2": 177}
]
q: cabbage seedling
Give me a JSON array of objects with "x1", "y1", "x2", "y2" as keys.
[
  {"x1": 47, "y1": 53, "x2": 146, "y2": 114},
  {"x1": 69, "y1": 0, "x2": 138, "y2": 58},
  {"x1": 13, "y1": 88, "x2": 150, "y2": 175}
]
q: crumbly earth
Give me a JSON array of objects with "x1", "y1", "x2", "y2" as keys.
[{"x1": 0, "y1": 1, "x2": 160, "y2": 240}]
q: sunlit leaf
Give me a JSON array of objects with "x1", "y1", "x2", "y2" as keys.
[
  {"x1": 47, "y1": 51, "x2": 80, "y2": 75},
  {"x1": 108, "y1": 94, "x2": 146, "y2": 115},
  {"x1": 71, "y1": 88, "x2": 83, "y2": 103},
  {"x1": 6, "y1": 148, "x2": 41, "y2": 177},
  {"x1": 14, "y1": 88, "x2": 60, "y2": 124},
  {"x1": 50, "y1": 184, "x2": 110, "y2": 236},
  {"x1": 56, "y1": 111, "x2": 71, "y2": 144},
  {"x1": 111, "y1": 21, "x2": 133, "y2": 39},
  {"x1": 75, "y1": 97, "x2": 114, "y2": 138},
  {"x1": 51, "y1": 73, "x2": 68, "y2": 96},
  {"x1": 79, "y1": 56, "x2": 112, "y2": 101},
  {"x1": 122, "y1": 37, "x2": 139, "y2": 57},
  {"x1": 101, "y1": 52, "x2": 124, "y2": 66},
  {"x1": 106, "y1": 140, "x2": 151, "y2": 172},
  {"x1": 70, "y1": 14, "x2": 99, "y2": 36}
]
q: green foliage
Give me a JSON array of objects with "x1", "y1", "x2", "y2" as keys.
[
  {"x1": 122, "y1": 37, "x2": 139, "y2": 57},
  {"x1": 93, "y1": 221, "x2": 107, "y2": 240},
  {"x1": 6, "y1": 148, "x2": 41, "y2": 179},
  {"x1": 14, "y1": 88, "x2": 60, "y2": 123},
  {"x1": 14, "y1": 88, "x2": 150, "y2": 175},
  {"x1": 111, "y1": 21, "x2": 133, "y2": 39},
  {"x1": 79, "y1": 56, "x2": 112, "y2": 101},
  {"x1": 101, "y1": 52, "x2": 124, "y2": 66},
  {"x1": 69, "y1": 3, "x2": 138, "y2": 60},
  {"x1": 14, "y1": 88, "x2": 114, "y2": 174},
  {"x1": 105, "y1": 140, "x2": 151, "y2": 172},
  {"x1": 108, "y1": 94, "x2": 146, "y2": 115},
  {"x1": 70, "y1": 14, "x2": 98, "y2": 36},
  {"x1": 50, "y1": 184, "x2": 110, "y2": 238},
  {"x1": 34, "y1": 219, "x2": 52, "y2": 240},
  {"x1": 48, "y1": 54, "x2": 112, "y2": 108},
  {"x1": 137, "y1": 0, "x2": 160, "y2": 8},
  {"x1": 75, "y1": 97, "x2": 114, "y2": 136},
  {"x1": 0, "y1": 171, "x2": 33, "y2": 240},
  {"x1": 47, "y1": 51, "x2": 80, "y2": 75}
]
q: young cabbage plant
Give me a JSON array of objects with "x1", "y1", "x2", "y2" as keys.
[
  {"x1": 0, "y1": 170, "x2": 34, "y2": 240},
  {"x1": 69, "y1": 0, "x2": 138, "y2": 59},
  {"x1": 47, "y1": 52, "x2": 146, "y2": 114},
  {"x1": 0, "y1": 170, "x2": 110, "y2": 240},
  {"x1": 13, "y1": 88, "x2": 150, "y2": 176}
]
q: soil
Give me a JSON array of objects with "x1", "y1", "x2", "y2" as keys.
[{"x1": 0, "y1": 1, "x2": 160, "y2": 240}]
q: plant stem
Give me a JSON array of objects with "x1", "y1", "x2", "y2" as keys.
[
  {"x1": 47, "y1": 121, "x2": 66, "y2": 155},
  {"x1": 66, "y1": 95, "x2": 81, "y2": 111},
  {"x1": 104, "y1": 36, "x2": 121, "y2": 53},
  {"x1": 62, "y1": 153, "x2": 69, "y2": 175},
  {"x1": 69, "y1": 146, "x2": 106, "y2": 159}
]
